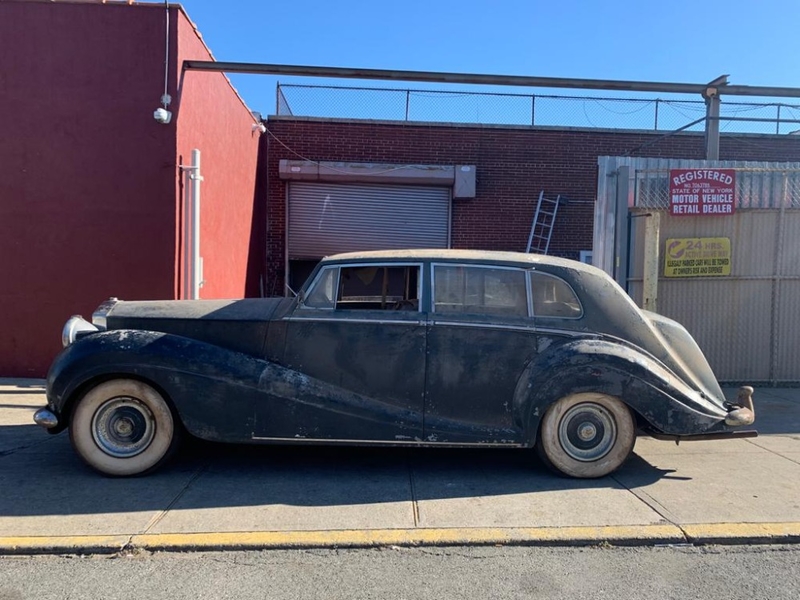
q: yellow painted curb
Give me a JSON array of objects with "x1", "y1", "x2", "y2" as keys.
[
  {"x1": 4, "y1": 523, "x2": 800, "y2": 555},
  {"x1": 130, "y1": 525, "x2": 679, "y2": 550},
  {"x1": 131, "y1": 525, "x2": 684, "y2": 551},
  {"x1": 683, "y1": 522, "x2": 800, "y2": 544},
  {"x1": 0, "y1": 535, "x2": 130, "y2": 555}
]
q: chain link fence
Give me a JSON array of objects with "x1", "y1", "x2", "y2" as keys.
[{"x1": 276, "y1": 84, "x2": 800, "y2": 135}]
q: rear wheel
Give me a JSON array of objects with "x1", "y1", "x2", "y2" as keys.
[
  {"x1": 536, "y1": 392, "x2": 635, "y2": 478},
  {"x1": 69, "y1": 379, "x2": 180, "y2": 476}
]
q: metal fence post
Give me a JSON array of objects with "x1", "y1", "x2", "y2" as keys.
[
  {"x1": 405, "y1": 90, "x2": 410, "y2": 121},
  {"x1": 776, "y1": 104, "x2": 782, "y2": 135},
  {"x1": 642, "y1": 212, "x2": 660, "y2": 312},
  {"x1": 704, "y1": 94, "x2": 721, "y2": 160},
  {"x1": 654, "y1": 99, "x2": 660, "y2": 130},
  {"x1": 770, "y1": 172, "x2": 789, "y2": 382},
  {"x1": 531, "y1": 95, "x2": 536, "y2": 126},
  {"x1": 614, "y1": 166, "x2": 631, "y2": 291}
]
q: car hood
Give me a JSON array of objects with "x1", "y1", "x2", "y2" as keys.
[{"x1": 103, "y1": 298, "x2": 290, "y2": 357}]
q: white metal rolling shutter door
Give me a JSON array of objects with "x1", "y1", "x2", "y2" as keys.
[{"x1": 288, "y1": 181, "x2": 450, "y2": 259}]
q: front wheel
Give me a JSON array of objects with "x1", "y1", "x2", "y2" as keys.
[
  {"x1": 536, "y1": 393, "x2": 635, "y2": 478},
  {"x1": 69, "y1": 379, "x2": 180, "y2": 476}
]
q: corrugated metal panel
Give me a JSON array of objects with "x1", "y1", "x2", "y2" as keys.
[
  {"x1": 658, "y1": 280, "x2": 773, "y2": 381},
  {"x1": 776, "y1": 280, "x2": 800, "y2": 381},
  {"x1": 599, "y1": 155, "x2": 800, "y2": 383},
  {"x1": 779, "y1": 212, "x2": 800, "y2": 276},
  {"x1": 288, "y1": 182, "x2": 450, "y2": 259},
  {"x1": 651, "y1": 211, "x2": 779, "y2": 278},
  {"x1": 629, "y1": 210, "x2": 797, "y2": 382}
]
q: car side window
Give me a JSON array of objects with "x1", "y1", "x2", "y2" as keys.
[
  {"x1": 433, "y1": 265, "x2": 528, "y2": 317},
  {"x1": 303, "y1": 267, "x2": 339, "y2": 309},
  {"x1": 336, "y1": 265, "x2": 420, "y2": 311},
  {"x1": 529, "y1": 271, "x2": 583, "y2": 318}
]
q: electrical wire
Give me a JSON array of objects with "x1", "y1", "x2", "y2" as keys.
[{"x1": 588, "y1": 98, "x2": 654, "y2": 116}]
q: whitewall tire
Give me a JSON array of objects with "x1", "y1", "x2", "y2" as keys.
[
  {"x1": 69, "y1": 378, "x2": 180, "y2": 476},
  {"x1": 536, "y1": 392, "x2": 635, "y2": 478}
]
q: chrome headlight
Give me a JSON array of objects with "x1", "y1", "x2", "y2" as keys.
[
  {"x1": 92, "y1": 297, "x2": 119, "y2": 330},
  {"x1": 62, "y1": 316, "x2": 99, "y2": 348}
]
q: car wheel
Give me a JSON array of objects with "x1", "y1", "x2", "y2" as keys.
[
  {"x1": 69, "y1": 379, "x2": 180, "y2": 476},
  {"x1": 536, "y1": 392, "x2": 635, "y2": 479}
]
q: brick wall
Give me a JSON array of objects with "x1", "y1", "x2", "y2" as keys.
[{"x1": 258, "y1": 118, "x2": 800, "y2": 295}]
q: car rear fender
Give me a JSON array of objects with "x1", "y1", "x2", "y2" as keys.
[{"x1": 513, "y1": 338, "x2": 729, "y2": 445}]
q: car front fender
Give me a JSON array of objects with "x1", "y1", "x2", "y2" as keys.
[{"x1": 45, "y1": 329, "x2": 268, "y2": 439}]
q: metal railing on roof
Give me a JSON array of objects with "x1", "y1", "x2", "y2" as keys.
[{"x1": 275, "y1": 84, "x2": 800, "y2": 135}]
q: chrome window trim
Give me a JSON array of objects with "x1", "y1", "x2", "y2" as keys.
[
  {"x1": 535, "y1": 327, "x2": 597, "y2": 338},
  {"x1": 299, "y1": 265, "x2": 340, "y2": 311},
  {"x1": 527, "y1": 270, "x2": 585, "y2": 320},
  {"x1": 431, "y1": 320, "x2": 592, "y2": 338},
  {"x1": 430, "y1": 262, "x2": 531, "y2": 317},
  {"x1": 431, "y1": 320, "x2": 535, "y2": 333},
  {"x1": 283, "y1": 316, "x2": 423, "y2": 326}
]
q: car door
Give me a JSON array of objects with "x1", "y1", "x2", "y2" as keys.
[
  {"x1": 256, "y1": 262, "x2": 426, "y2": 442},
  {"x1": 424, "y1": 263, "x2": 538, "y2": 444}
]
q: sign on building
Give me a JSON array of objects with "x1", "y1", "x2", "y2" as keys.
[
  {"x1": 668, "y1": 169, "x2": 736, "y2": 216},
  {"x1": 664, "y1": 238, "x2": 731, "y2": 277}
]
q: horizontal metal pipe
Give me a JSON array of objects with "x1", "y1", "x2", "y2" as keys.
[
  {"x1": 182, "y1": 61, "x2": 800, "y2": 98},
  {"x1": 711, "y1": 116, "x2": 800, "y2": 123}
]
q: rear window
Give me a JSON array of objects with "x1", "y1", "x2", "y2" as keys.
[{"x1": 529, "y1": 272, "x2": 582, "y2": 318}]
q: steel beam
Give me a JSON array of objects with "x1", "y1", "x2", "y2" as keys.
[{"x1": 183, "y1": 60, "x2": 800, "y2": 99}]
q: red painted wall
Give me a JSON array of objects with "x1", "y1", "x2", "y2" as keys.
[
  {"x1": 0, "y1": 3, "x2": 260, "y2": 376},
  {"x1": 260, "y1": 118, "x2": 800, "y2": 293},
  {"x1": 0, "y1": 2, "x2": 177, "y2": 376},
  {"x1": 174, "y1": 14, "x2": 260, "y2": 300}
]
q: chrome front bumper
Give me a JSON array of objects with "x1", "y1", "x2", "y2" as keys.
[{"x1": 33, "y1": 407, "x2": 59, "y2": 429}]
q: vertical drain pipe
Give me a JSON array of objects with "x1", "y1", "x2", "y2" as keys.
[
  {"x1": 190, "y1": 149, "x2": 203, "y2": 299},
  {"x1": 183, "y1": 168, "x2": 192, "y2": 299},
  {"x1": 180, "y1": 149, "x2": 203, "y2": 299}
]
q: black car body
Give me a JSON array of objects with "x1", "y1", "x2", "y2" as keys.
[{"x1": 35, "y1": 250, "x2": 756, "y2": 478}]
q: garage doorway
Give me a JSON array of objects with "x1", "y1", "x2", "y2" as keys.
[{"x1": 286, "y1": 181, "x2": 450, "y2": 291}]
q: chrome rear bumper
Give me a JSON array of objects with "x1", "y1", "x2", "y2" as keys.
[{"x1": 725, "y1": 386, "x2": 755, "y2": 427}]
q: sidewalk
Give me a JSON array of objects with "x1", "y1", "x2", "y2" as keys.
[{"x1": 1, "y1": 381, "x2": 799, "y2": 554}]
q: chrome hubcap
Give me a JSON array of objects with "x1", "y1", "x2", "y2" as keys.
[
  {"x1": 91, "y1": 397, "x2": 155, "y2": 458},
  {"x1": 578, "y1": 423, "x2": 597, "y2": 441},
  {"x1": 558, "y1": 403, "x2": 617, "y2": 462}
]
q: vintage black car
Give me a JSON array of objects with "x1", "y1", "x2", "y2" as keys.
[{"x1": 34, "y1": 250, "x2": 756, "y2": 478}]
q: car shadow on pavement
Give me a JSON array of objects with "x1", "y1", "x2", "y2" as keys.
[{"x1": 0, "y1": 423, "x2": 673, "y2": 519}]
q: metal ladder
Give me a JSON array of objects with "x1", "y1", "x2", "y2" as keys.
[{"x1": 525, "y1": 191, "x2": 561, "y2": 254}]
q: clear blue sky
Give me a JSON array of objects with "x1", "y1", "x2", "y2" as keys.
[{"x1": 175, "y1": 0, "x2": 799, "y2": 117}]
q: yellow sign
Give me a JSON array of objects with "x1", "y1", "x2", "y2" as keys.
[{"x1": 664, "y1": 238, "x2": 731, "y2": 278}]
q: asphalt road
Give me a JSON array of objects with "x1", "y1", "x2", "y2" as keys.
[{"x1": 1, "y1": 544, "x2": 799, "y2": 600}]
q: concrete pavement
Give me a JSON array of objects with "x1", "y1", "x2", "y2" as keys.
[{"x1": 1, "y1": 380, "x2": 800, "y2": 554}]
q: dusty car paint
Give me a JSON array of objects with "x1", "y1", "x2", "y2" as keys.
[{"x1": 41, "y1": 249, "x2": 755, "y2": 457}]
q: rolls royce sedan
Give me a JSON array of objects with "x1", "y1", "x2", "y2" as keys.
[{"x1": 34, "y1": 249, "x2": 756, "y2": 478}]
